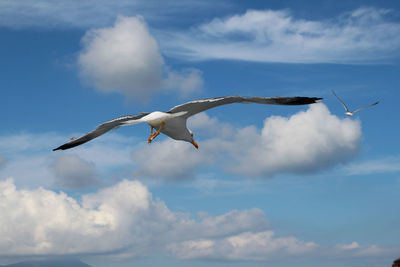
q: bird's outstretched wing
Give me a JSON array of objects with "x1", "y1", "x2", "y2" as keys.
[
  {"x1": 353, "y1": 101, "x2": 379, "y2": 114},
  {"x1": 168, "y1": 95, "x2": 322, "y2": 118},
  {"x1": 332, "y1": 90, "x2": 350, "y2": 112},
  {"x1": 53, "y1": 112, "x2": 150, "y2": 151}
]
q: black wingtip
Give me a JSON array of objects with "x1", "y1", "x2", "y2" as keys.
[
  {"x1": 288, "y1": 96, "x2": 323, "y2": 105},
  {"x1": 52, "y1": 139, "x2": 86, "y2": 151},
  {"x1": 52, "y1": 143, "x2": 72, "y2": 151}
]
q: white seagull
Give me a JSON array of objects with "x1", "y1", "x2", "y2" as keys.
[
  {"x1": 53, "y1": 95, "x2": 322, "y2": 151},
  {"x1": 332, "y1": 90, "x2": 379, "y2": 117}
]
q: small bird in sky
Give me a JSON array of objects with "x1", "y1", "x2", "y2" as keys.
[
  {"x1": 53, "y1": 95, "x2": 322, "y2": 151},
  {"x1": 332, "y1": 90, "x2": 379, "y2": 117}
]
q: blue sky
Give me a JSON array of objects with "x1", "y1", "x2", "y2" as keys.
[{"x1": 0, "y1": 0, "x2": 399, "y2": 266}]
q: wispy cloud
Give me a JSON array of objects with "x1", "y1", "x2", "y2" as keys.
[
  {"x1": 2, "y1": 3, "x2": 399, "y2": 65},
  {"x1": 163, "y1": 8, "x2": 400, "y2": 64},
  {"x1": 0, "y1": 0, "x2": 223, "y2": 29},
  {"x1": 79, "y1": 16, "x2": 203, "y2": 100},
  {"x1": 168, "y1": 231, "x2": 318, "y2": 260},
  {"x1": 169, "y1": 235, "x2": 399, "y2": 261},
  {"x1": 343, "y1": 156, "x2": 400, "y2": 175}
]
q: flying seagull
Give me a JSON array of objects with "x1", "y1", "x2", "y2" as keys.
[
  {"x1": 332, "y1": 90, "x2": 379, "y2": 117},
  {"x1": 53, "y1": 95, "x2": 322, "y2": 151}
]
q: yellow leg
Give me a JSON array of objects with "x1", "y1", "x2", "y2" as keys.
[
  {"x1": 147, "y1": 122, "x2": 165, "y2": 144},
  {"x1": 147, "y1": 126, "x2": 154, "y2": 144}
]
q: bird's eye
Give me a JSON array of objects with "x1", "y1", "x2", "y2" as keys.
[{"x1": 190, "y1": 132, "x2": 193, "y2": 137}]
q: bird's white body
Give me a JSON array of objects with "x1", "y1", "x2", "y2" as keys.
[
  {"x1": 123, "y1": 111, "x2": 187, "y2": 127},
  {"x1": 124, "y1": 111, "x2": 192, "y2": 142},
  {"x1": 142, "y1": 111, "x2": 171, "y2": 127}
]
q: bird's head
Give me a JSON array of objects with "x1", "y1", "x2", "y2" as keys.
[{"x1": 188, "y1": 129, "x2": 198, "y2": 149}]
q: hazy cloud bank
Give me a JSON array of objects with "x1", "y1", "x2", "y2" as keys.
[{"x1": 50, "y1": 154, "x2": 100, "y2": 189}]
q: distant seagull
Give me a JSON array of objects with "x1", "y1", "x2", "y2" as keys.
[
  {"x1": 332, "y1": 90, "x2": 379, "y2": 117},
  {"x1": 53, "y1": 95, "x2": 322, "y2": 151}
]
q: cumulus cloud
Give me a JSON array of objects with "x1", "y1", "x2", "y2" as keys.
[
  {"x1": 50, "y1": 154, "x2": 99, "y2": 189},
  {"x1": 132, "y1": 104, "x2": 361, "y2": 178},
  {"x1": 226, "y1": 103, "x2": 361, "y2": 176},
  {"x1": 0, "y1": 178, "x2": 274, "y2": 259},
  {"x1": 78, "y1": 16, "x2": 203, "y2": 100},
  {"x1": 1, "y1": 179, "x2": 394, "y2": 261},
  {"x1": 164, "y1": 8, "x2": 400, "y2": 63},
  {"x1": 0, "y1": 178, "x2": 167, "y2": 257}
]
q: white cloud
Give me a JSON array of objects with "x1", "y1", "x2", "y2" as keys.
[
  {"x1": 0, "y1": 178, "x2": 269, "y2": 259},
  {"x1": 132, "y1": 104, "x2": 361, "y2": 178},
  {"x1": 1, "y1": 178, "x2": 395, "y2": 262},
  {"x1": 226, "y1": 103, "x2": 361, "y2": 176},
  {"x1": 78, "y1": 16, "x2": 203, "y2": 100},
  {"x1": 0, "y1": 178, "x2": 169, "y2": 257},
  {"x1": 164, "y1": 8, "x2": 400, "y2": 63},
  {"x1": 336, "y1": 241, "x2": 360, "y2": 250},
  {"x1": 50, "y1": 155, "x2": 99, "y2": 189}
]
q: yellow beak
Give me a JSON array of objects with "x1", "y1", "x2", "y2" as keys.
[{"x1": 191, "y1": 139, "x2": 199, "y2": 149}]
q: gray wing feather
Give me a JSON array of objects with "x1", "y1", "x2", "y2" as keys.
[
  {"x1": 168, "y1": 96, "x2": 322, "y2": 118},
  {"x1": 353, "y1": 101, "x2": 379, "y2": 114},
  {"x1": 332, "y1": 90, "x2": 350, "y2": 112},
  {"x1": 53, "y1": 112, "x2": 150, "y2": 151}
]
